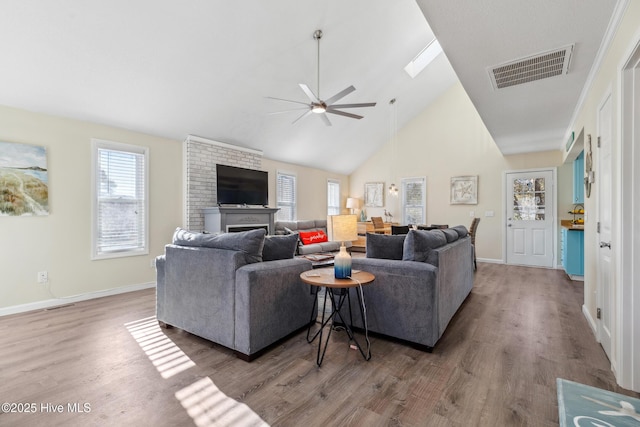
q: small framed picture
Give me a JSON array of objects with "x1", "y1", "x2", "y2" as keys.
[
  {"x1": 364, "y1": 182, "x2": 384, "y2": 207},
  {"x1": 450, "y1": 176, "x2": 478, "y2": 205}
]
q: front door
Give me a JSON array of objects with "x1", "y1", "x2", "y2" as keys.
[
  {"x1": 505, "y1": 169, "x2": 555, "y2": 267},
  {"x1": 597, "y1": 92, "x2": 613, "y2": 360}
]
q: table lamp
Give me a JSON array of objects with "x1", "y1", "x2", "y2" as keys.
[
  {"x1": 327, "y1": 214, "x2": 358, "y2": 279},
  {"x1": 346, "y1": 197, "x2": 359, "y2": 215}
]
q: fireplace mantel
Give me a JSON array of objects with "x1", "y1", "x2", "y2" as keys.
[{"x1": 203, "y1": 207, "x2": 279, "y2": 234}]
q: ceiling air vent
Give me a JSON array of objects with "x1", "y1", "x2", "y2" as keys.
[{"x1": 489, "y1": 44, "x2": 574, "y2": 90}]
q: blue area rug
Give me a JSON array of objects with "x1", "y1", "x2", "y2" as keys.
[{"x1": 557, "y1": 378, "x2": 640, "y2": 426}]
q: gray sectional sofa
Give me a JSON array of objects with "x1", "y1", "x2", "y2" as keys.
[
  {"x1": 340, "y1": 226, "x2": 474, "y2": 350},
  {"x1": 274, "y1": 219, "x2": 352, "y2": 255},
  {"x1": 155, "y1": 228, "x2": 315, "y2": 361}
]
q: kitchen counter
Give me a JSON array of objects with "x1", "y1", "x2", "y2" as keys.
[{"x1": 561, "y1": 219, "x2": 584, "y2": 231}]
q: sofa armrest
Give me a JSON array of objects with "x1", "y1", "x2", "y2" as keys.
[
  {"x1": 158, "y1": 244, "x2": 248, "y2": 349},
  {"x1": 350, "y1": 258, "x2": 441, "y2": 347},
  {"x1": 234, "y1": 258, "x2": 315, "y2": 356}
]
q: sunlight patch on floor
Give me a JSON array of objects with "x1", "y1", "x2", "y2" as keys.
[
  {"x1": 175, "y1": 377, "x2": 269, "y2": 427},
  {"x1": 125, "y1": 316, "x2": 195, "y2": 378}
]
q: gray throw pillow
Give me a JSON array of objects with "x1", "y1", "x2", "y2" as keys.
[
  {"x1": 366, "y1": 233, "x2": 405, "y2": 260},
  {"x1": 283, "y1": 226, "x2": 295, "y2": 235},
  {"x1": 442, "y1": 228, "x2": 459, "y2": 243},
  {"x1": 172, "y1": 227, "x2": 265, "y2": 263},
  {"x1": 262, "y1": 234, "x2": 299, "y2": 261},
  {"x1": 402, "y1": 229, "x2": 447, "y2": 262},
  {"x1": 451, "y1": 225, "x2": 469, "y2": 238}
]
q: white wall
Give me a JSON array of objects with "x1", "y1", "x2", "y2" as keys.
[
  {"x1": 0, "y1": 105, "x2": 183, "y2": 311},
  {"x1": 261, "y1": 157, "x2": 350, "y2": 220},
  {"x1": 350, "y1": 83, "x2": 566, "y2": 262}
]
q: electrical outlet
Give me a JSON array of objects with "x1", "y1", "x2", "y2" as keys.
[
  {"x1": 37, "y1": 271, "x2": 48, "y2": 284},
  {"x1": 469, "y1": 210, "x2": 475, "y2": 217},
  {"x1": 150, "y1": 259, "x2": 155, "y2": 269}
]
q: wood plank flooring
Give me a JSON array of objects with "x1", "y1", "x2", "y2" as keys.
[{"x1": 1, "y1": 263, "x2": 638, "y2": 426}]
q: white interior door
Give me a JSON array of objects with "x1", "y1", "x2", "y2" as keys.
[
  {"x1": 597, "y1": 92, "x2": 613, "y2": 361},
  {"x1": 505, "y1": 170, "x2": 555, "y2": 267}
]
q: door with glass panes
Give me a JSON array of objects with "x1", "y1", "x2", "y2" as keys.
[{"x1": 505, "y1": 170, "x2": 555, "y2": 267}]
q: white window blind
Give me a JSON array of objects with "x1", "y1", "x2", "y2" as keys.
[
  {"x1": 276, "y1": 171, "x2": 296, "y2": 221},
  {"x1": 92, "y1": 139, "x2": 148, "y2": 259},
  {"x1": 402, "y1": 177, "x2": 426, "y2": 226},
  {"x1": 327, "y1": 179, "x2": 340, "y2": 215}
]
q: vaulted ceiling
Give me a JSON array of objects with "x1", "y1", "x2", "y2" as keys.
[{"x1": 0, "y1": 1, "x2": 621, "y2": 174}]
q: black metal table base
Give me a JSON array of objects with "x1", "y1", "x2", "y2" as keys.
[{"x1": 306, "y1": 286, "x2": 371, "y2": 366}]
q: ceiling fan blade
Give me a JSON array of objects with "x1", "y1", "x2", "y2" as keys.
[
  {"x1": 329, "y1": 102, "x2": 377, "y2": 109},
  {"x1": 298, "y1": 84, "x2": 320, "y2": 103},
  {"x1": 292, "y1": 109, "x2": 313, "y2": 124},
  {"x1": 268, "y1": 107, "x2": 310, "y2": 115},
  {"x1": 324, "y1": 85, "x2": 355, "y2": 105},
  {"x1": 319, "y1": 113, "x2": 332, "y2": 126},
  {"x1": 325, "y1": 109, "x2": 364, "y2": 120},
  {"x1": 265, "y1": 96, "x2": 310, "y2": 106}
]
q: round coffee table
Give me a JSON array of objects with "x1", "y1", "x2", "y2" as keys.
[{"x1": 300, "y1": 269, "x2": 375, "y2": 366}]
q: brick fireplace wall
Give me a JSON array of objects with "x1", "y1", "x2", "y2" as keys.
[{"x1": 184, "y1": 135, "x2": 262, "y2": 231}]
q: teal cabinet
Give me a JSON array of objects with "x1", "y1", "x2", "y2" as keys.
[
  {"x1": 561, "y1": 227, "x2": 584, "y2": 277},
  {"x1": 573, "y1": 150, "x2": 584, "y2": 204}
]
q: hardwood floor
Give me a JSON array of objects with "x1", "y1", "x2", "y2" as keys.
[{"x1": 1, "y1": 263, "x2": 637, "y2": 426}]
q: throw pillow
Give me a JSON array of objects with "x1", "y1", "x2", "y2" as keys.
[
  {"x1": 283, "y1": 226, "x2": 295, "y2": 235},
  {"x1": 442, "y1": 228, "x2": 459, "y2": 243},
  {"x1": 299, "y1": 230, "x2": 328, "y2": 245},
  {"x1": 262, "y1": 234, "x2": 299, "y2": 261},
  {"x1": 402, "y1": 229, "x2": 447, "y2": 262},
  {"x1": 366, "y1": 233, "x2": 405, "y2": 260},
  {"x1": 172, "y1": 227, "x2": 265, "y2": 263},
  {"x1": 451, "y1": 225, "x2": 469, "y2": 238}
]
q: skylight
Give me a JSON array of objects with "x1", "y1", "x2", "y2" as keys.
[{"x1": 404, "y1": 39, "x2": 443, "y2": 78}]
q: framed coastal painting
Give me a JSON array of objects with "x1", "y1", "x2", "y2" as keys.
[
  {"x1": 364, "y1": 182, "x2": 384, "y2": 207},
  {"x1": 0, "y1": 141, "x2": 49, "y2": 216},
  {"x1": 450, "y1": 175, "x2": 478, "y2": 205}
]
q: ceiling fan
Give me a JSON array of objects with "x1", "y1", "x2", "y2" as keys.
[{"x1": 267, "y1": 29, "x2": 377, "y2": 126}]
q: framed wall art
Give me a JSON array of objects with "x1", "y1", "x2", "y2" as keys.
[
  {"x1": 450, "y1": 175, "x2": 478, "y2": 205},
  {"x1": 364, "y1": 182, "x2": 384, "y2": 207},
  {"x1": 0, "y1": 140, "x2": 49, "y2": 216}
]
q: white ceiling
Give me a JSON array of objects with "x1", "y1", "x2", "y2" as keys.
[
  {"x1": 0, "y1": 1, "x2": 620, "y2": 174},
  {"x1": 416, "y1": 0, "x2": 620, "y2": 155}
]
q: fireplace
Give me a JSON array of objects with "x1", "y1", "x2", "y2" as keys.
[{"x1": 202, "y1": 207, "x2": 279, "y2": 234}]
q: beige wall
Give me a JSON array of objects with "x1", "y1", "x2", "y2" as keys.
[
  {"x1": 261, "y1": 157, "x2": 350, "y2": 219},
  {"x1": 570, "y1": 2, "x2": 640, "y2": 331},
  {"x1": 0, "y1": 105, "x2": 183, "y2": 310},
  {"x1": 350, "y1": 83, "x2": 566, "y2": 262}
]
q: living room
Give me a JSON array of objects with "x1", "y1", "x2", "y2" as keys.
[{"x1": 2, "y1": 1, "x2": 640, "y2": 425}]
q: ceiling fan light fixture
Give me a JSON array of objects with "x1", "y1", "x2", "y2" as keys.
[{"x1": 312, "y1": 104, "x2": 326, "y2": 114}]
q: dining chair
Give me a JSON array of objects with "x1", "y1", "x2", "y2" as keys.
[{"x1": 469, "y1": 217, "x2": 480, "y2": 270}]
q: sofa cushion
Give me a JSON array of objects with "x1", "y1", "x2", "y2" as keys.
[
  {"x1": 451, "y1": 225, "x2": 469, "y2": 238},
  {"x1": 402, "y1": 229, "x2": 447, "y2": 262},
  {"x1": 442, "y1": 228, "x2": 459, "y2": 243},
  {"x1": 366, "y1": 233, "x2": 405, "y2": 260},
  {"x1": 262, "y1": 234, "x2": 299, "y2": 261},
  {"x1": 299, "y1": 230, "x2": 328, "y2": 245},
  {"x1": 172, "y1": 227, "x2": 265, "y2": 263}
]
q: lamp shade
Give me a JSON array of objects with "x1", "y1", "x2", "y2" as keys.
[
  {"x1": 346, "y1": 197, "x2": 359, "y2": 210},
  {"x1": 327, "y1": 214, "x2": 358, "y2": 242}
]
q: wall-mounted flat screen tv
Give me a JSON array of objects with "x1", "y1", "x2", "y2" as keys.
[{"x1": 216, "y1": 164, "x2": 268, "y2": 206}]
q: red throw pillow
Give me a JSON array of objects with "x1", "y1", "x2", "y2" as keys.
[{"x1": 299, "y1": 230, "x2": 328, "y2": 245}]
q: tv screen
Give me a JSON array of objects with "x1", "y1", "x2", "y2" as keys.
[{"x1": 216, "y1": 164, "x2": 268, "y2": 206}]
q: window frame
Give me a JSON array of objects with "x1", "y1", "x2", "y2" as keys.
[
  {"x1": 327, "y1": 179, "x2": 341, "y2": 216},
  {"x1": 401, "y1": 176, "x2": 426, "y2": 226},
  {"x1": 276, "y1": 170, "x2": 297, "y2": 221},
  {"x1": 91, "y1": 138, "x2": 149, "y2": 260}
]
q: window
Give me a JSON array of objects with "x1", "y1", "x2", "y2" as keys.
[
  {"x1": 327, "y1": 179, "x2": 340, "y2": 215},
  {"x1": 402, "y1": 177, "x2": 426, "y2": 225},
  {"x1": 276, "y1": 171, "x2": 296, "y2": 221},
  {"x1": 92, "y1": 139, "x2": 148, "y2": 259}
]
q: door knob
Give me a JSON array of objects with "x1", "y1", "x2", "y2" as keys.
[{"x1": 599, "y1": 241, "x2": 611, "y2": 249}]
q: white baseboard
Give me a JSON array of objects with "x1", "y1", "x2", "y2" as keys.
[
  {"x1": 477, "y1": 257, "x2": 504, "y2": 264},
  {"x1": 0, "y1": 282, "x2": 156, "y2": 317},
  {"x1": 582, "y1": 304, "x2": 598, "y2": 338}
]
